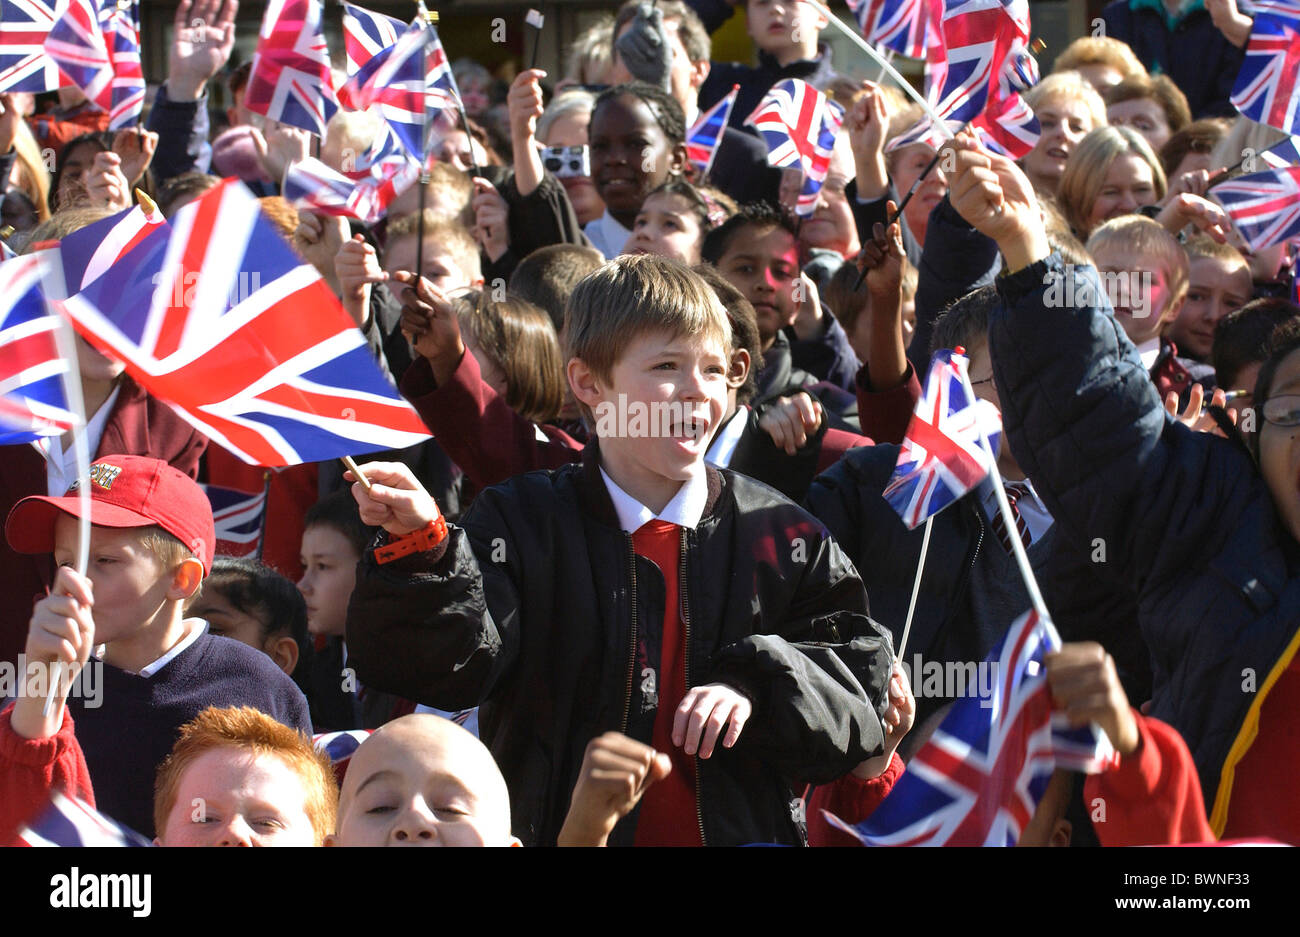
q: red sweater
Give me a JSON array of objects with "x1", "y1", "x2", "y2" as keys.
[
  {"x1": 806, "y1": 713, "x2": 1214, "y2": 847},
  {"x1": 1085, "y1": 712, "x2": 1215, "y2": 846},
  {"x1": 0, "y1": 704, "x2": 94, "y2": 845},
  {"x1": 806, "y1": 752, "x2": 905, "y2": 846}
]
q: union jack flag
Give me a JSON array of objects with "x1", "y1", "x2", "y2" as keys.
[
  {"x1": 1232, "y1": 5, "x2": 1300, "y2": 136},
  {"x1": 202, "y1": 482, "x2": 268, "y2": 558},
  {"x1": 340, "y1": 1, "x2": 404, "y2": 84},
  {"x1": 43, "y1": 0, "x2": 113, "y2": 110},
  {"x1": 339, "y1": 15, "x2": 462, "y2": 163},
  {"x1": 244, "y1": 0, "x2": 338, "y2": 138},
  {"x1": 847, "y1": 0, "x2": 929, "y2": 59},
  {"x1": 1261, "y1": 133, "x2": 1300, "y2": 168},
  {"x1": 57, "y1": 201, "x2": 166, "y2": 296},
  {"x1": 0, "y1": 0, "x2": 60, "y2": 92},
  {"x1": 918, "y1": 0, "x2": 1038, "y2": 158},
  {"x1": 100, "y1": 0, "x2": 144, "y2": 129},
  {"x1": 883, "y1": 349, "x2": 1002, "y2": 529},
  {"x1": 0, "y1": 253, "x2": 81, "y2": 445},
  {"x1": 745, "y1": 79, "x2": 844, "y2": 216},
  {"x1": 1212, "y1": 165, "x2": 1300, "y2": 252},
  {"x1": 284, "y1": 155, "x2": 418, "y2": 225},
  {"x1": 824, "y1": 609, "x2": 1118, "y2": 846},
  {"x1": 16, "y1": 790, "x2": 150, "y2": 846},
  {"x1": 686, "y1": 84, "x2": 737, "y2": 180},
  {"x1": 57, "y1": 178, "x2": 433, "y2": 467}
]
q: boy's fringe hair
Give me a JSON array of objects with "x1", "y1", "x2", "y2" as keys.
[
  {"x1": 1086, "y1": 215, "x2": 1190, "y2": 313},
  {"x1": 154, "y1": 706, "x2": 338, "y2": 845},
  {"x1": 564, "y1": 254, "x2": 731, "y2": 419},
  {"x1": 385, "y1": 212, "x2": 482, "y2": 283},
  {"x1": 1183, "y1": 233, "x2": 1249, "y2": 268}
]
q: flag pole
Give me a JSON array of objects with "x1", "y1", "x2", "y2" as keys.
[
  {"x1": 955, "y1": 364, "x2": 1049, "y2": 621},
  {"x1": 527, "y1": 9, "x2": 544, "y2": 71},
  {"x1": 255, "y1": 470, "x2": 271, "y2": 561},
  {"x1": 341, "y1": 455, "x2": 373, "y2": 493},
  {"x1": 42, "y1": 253, "x2": 92, "y2": 719},
  {"x1": 897, "y1": 514, "x2": 932, "y2": 659},
  {"x1": 803, "y1": 0, "x2": 953, "y2": 135},
  {"x1": 852, "y1": 119, "x2": 971, "y2": 292},
  {"x1": 415, "y1": 2, "x2": 436, "y2": 283}
]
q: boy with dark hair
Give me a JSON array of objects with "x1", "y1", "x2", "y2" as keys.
[
  {"x1": 298, "y1": 490, "x2": 413, "y2": 731},
  {"x1": 4, "y1": 454, "x2": 310, "y2": 836},
  {"x1": 1212, "y1": 299, "x2": 1300, "y2": 413},
  {"x1": 345, "y1": 253, "x2": 893, "y2": 846}
]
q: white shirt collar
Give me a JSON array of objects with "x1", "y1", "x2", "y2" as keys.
[
  {"x1": 583, "y1": 212, "x2": 632, "y2": 260},
  {"x1": 1134, "y1": 336, "x2": 1162, "y2": 371},
  {"x1": 136, "y1": 618, "x2": 209, "y2": 678},
  {"x1": 38, "y1": 384, "x2": 122, "y2": 496},
  {"x1": 599, "y1": 466, "x2": 708, "y2": 534},
  {"x1": 978, "y1": 476, "x2": 1053, "y2": 545},
  {"x1": 705, "y1": 406, "x2": 749, "y2": 469}
]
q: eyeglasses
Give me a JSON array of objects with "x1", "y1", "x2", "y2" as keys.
[{"x1": 1263, "y1": 394, "x2": 1300, "y2": 427}]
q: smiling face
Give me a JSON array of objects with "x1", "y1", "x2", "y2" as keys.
[
  {"x1": 1106, "y1": 97, "x2": 1172, "y2": 153},
  {"x1": 1090, "y1": 245, "x2": 1176, "y2": 346},
  {"x1": 1167, "y1": 255, "x2": 1252, "y2": 361},
  {"x1": 625, "y1": 191, "x2": 704, "y2": 265},
  {"x1": 158, "y1": 748, "x2": 318, "y2": 847},
  {"x1": 296, "y1": 524, "x2": 359, "y2": 638},
  {"x1": 1023, "y1": 95, "x2": 1096, "y2": 194},
  {"x1": 714, "y1": 222, "x2": 800, "y2": 347},
  {"x1": 889, "y1": 143, "x2": 947, "y2": 246},
  {"x1": 589, "y1": 94, "x2": 685, "y2": 229},
  {"x1": 573, "y1": 327, "x2": 729, "y2": 512},
  {"x1": 1087, "y1": 153, "x2": 1158, "y2": 233},
  {"x1": 330, "y1": 714, "x2": 516, "y2": 847},
  {"x1": 1258, "y1": 348, "x2": 1300, "y2": 544}
]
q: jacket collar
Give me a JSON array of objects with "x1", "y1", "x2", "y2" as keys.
[{"x1": 755, "y1": 44, "x2": 835, "y2": 83}]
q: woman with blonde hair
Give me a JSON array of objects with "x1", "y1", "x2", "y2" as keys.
[
  {"x1": 1021, "y1": 71, "x2": 1107, "y2": 196},
  {"x1": 0, "y1": 95, "x2": 51, "y2": 231},
  {"x1": 1058, "y1": 125, "x2": 1166, "y2": 238}
]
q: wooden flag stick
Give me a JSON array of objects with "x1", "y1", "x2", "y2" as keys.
[{"x1": 342, "y1": 456, "x2": 373, "y2": 493}]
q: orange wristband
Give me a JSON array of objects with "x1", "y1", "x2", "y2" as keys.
[{"x1": 374, "y1": 514, "x2": 448, "y2": 564}]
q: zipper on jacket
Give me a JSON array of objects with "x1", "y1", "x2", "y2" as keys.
[
  {"x1": 680, "y1": 528, "x2": 707, "y2": 847},
  {"x1": 620, "y1": 532, "x2": 638, "y2": 734}
]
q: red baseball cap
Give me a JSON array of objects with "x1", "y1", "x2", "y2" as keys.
[{"x1": 5, "y1": 454, "x2": 215, "y2": 573}]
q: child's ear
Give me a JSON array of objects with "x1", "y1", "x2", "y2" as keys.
[
  {"x1": 689, "y1": 58, "x2": 710, "y2": 93},
  {"x1": 668, "y1": 142, "x2": 688, "y2": 179},
  {"x1": 169, "y1": 558, "x2": 205, "y2": 603},
  {"x1": 264, "y1": 635, "x2": 299, "y2": 676},
  {"x1": 1050, "y1": 819, "x2": 1072, "y2": 848},
  {"x1": 728, "y1": 348, "x2": 751, "y2": 390},
  {"x1": 567, "y1": 357, "x2": 605, "y2": 410}
]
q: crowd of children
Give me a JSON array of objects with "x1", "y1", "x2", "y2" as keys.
[{"x1": 2, "y1": 0, "x2": 1299, "y2": 848}]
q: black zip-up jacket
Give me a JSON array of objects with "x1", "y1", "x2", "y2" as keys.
[{"x1": 345, "y1": 446, "x2": 894, "y2": 846}]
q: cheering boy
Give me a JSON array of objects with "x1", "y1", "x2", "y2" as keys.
[{"x1": 345, "y1": 254, "x2": 893, "y2": 846}]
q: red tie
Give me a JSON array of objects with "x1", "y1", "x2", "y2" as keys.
[{"x1": 992, "y1": 482, "x2": 1032, "y2": 555}]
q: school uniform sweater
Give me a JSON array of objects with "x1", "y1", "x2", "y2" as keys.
[{"x1": 68, "y1": 632, "x2": 311, "y2": 838}]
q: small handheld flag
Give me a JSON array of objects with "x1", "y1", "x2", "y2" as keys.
[
  {"x1": 244, "y1": 0, "x2": 339, "y2": 137},
  {"x1": 1211, "y1": 165, "x2": 1300, "y2": 252},
  {"x1": 746, "y1": 79, "x2": 845, "y2": 216},
  {"x1": 17, "y1": 791, "x2": 151, "y2": 847},
  {"x1": 883, "y1": 348, "x2": 1002, "y2": 529},
  {"x1": 1231, "y1": 4, "x2": 1300, "y2": 137},
  {"x1": 686, "y1": 84, "x2": 737, "y2": 180},
  {"x1": 824, "y1": 608, "x2": 1117, "y2": 847}
]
